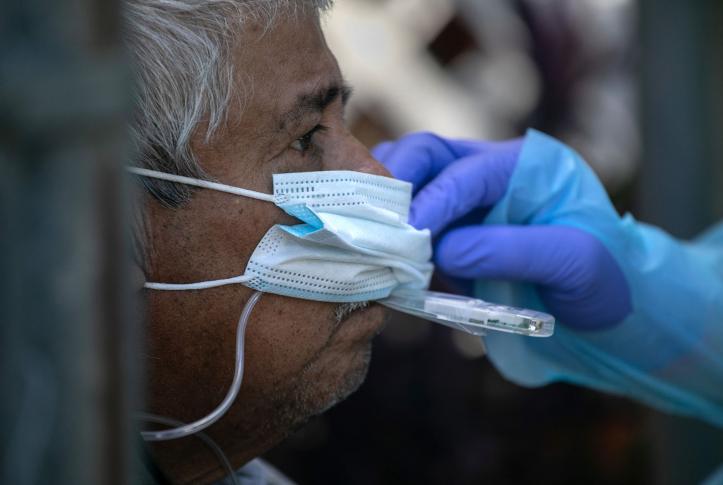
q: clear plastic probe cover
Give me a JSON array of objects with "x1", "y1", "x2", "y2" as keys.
[{"x1": 379, "y1": 289, "x2": 555, "y2": 337}]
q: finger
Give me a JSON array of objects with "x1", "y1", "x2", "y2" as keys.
[
  {"x1": 371, "y1": 132, "x2": 460, "y2": 193},
  {"x1": 434, "y1": 225, "x2": 574, "y2": 283},
  {"x1": 434, "y1": 225, "x2": 632, "y2": 329},
  {"x1": 411, "y1": 148, "x2": 517, "y2": 235}
]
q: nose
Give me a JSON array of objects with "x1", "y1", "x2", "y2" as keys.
[{"x1": 325, "y1": 130, "x2": 392, "y2": 178}]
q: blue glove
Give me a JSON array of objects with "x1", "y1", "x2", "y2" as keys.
[
  {"x1": 373, "y1": 132, "x2": 632, "y2": 331},
  {"x1": 375, "y1": 129, "x2": 723, "y2": 428}
]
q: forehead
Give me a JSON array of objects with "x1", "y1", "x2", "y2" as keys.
[{"x1": 232, "y1": 15, "x2": 341, "y2": 125}]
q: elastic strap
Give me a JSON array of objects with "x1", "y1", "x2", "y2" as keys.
[
  {"x1": 127, "y1": 167, "x2": 275, "y2": 203},
  {"x1": 145, "y1": 274, "x2": 252, "y2": 291}
]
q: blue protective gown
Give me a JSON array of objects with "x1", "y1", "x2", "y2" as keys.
[{"x1": 478, "y1": 130, "x2": 723, "y2": 427}]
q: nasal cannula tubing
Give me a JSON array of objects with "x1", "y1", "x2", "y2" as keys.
[
  {"x1": 139, "y1": 291, "x2": 263, "y2": 441},
  {"x1": 138, "y1": 413, "x2": 241, "y2": 485}
]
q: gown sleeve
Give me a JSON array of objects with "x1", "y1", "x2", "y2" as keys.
[{"x1": 479, "y1": 130, "x2": 723, "y2": 427}]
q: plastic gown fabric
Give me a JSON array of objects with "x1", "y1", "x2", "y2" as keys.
[{"x1": 479, "y1": 130, "x2": 723, "y2": 427}]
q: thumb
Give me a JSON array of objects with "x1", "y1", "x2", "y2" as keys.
[
  {"x1": 436, "y1": 225, "x2": 581, "y2": 284},
  {"x1": 435, "y1": 225, "x2": 632, "y2": 330}
]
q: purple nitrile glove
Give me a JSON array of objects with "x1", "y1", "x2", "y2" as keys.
[{"x1": 373, "y1": 132, "x2": 632, "y2": 331}]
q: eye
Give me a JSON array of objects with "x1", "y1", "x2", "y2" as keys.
[{"x1": 290, "y1": 125, "x2": 327, "y2": 154}]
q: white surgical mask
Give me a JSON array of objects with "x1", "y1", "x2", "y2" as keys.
[{"x1": 129, "y1": 167, "x2": 433, "y2": 302}]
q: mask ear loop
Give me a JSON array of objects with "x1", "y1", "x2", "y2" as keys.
[
  {"x1": 138, "y1": 291, "x2": 263, "y2": 441},
  {"x1": 127, "y1": 167, "x2": 276, "y2": 202},
  {"x1": 144, "y1": 275, "x2": 252, "y2": 291},
  {"x1": 127, "y1": 167, "x2": 275, "y2": 291}
]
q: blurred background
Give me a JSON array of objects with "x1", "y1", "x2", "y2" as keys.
[{"x1": 2, "y1": 0, "x2": 722, "y2": 484}]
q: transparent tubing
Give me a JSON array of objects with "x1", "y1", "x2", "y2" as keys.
[
  {"x1": 138, "y1": 413, "x2": 241, "y2": 485},
  {"x1": 140, "y1": 291, "x2": 263, "y2": 441}
]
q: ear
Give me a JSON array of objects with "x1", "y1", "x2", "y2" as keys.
[{"x1": 131, "y1": 262, "x2": 147, "y2": 292}]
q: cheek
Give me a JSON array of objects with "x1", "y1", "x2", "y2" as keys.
[
  {"x1": 208, "y1": 199, "x2": 281, "y2": 273},
  {"x1": 149, "y1": 191, "x2": 282, "y2": 285},
  {"x1": 241, "y1": 295, "x2": 336, "y2": 390}
]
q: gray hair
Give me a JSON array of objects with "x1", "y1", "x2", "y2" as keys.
[
  {"x1": 122, "y1": 0, "x2": 332, "y2": 267},
  {"x1": 124, "y1": 0, "x2": 332, "y2": 205}
]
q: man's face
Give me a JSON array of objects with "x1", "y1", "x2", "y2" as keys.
[{"x1": 144, "y1": 14, "x2": 389, "y2": 483}]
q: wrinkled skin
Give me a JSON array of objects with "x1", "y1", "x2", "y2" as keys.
[{"x1": 141, "y1": 14, "x2": 389, "y2": 484}]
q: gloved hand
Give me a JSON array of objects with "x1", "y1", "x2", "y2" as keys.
[
  {"x1": 376, "y1": 130, "x2": 723, "y2": 427},
  {"x1": 373, "y1": 132, "x2": 632, "y2": 331}
]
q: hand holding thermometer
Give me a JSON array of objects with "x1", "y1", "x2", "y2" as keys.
[{"x1": 379, "y1": 289, "x2": 555, "y2": 337}]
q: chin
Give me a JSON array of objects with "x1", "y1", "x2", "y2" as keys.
[
  {"x1": 216, "y1": 325, "x2": 376, "y2": 473},
  {"x1": 245, "y1": 307, "x2": 383, "y2": 457},
  {"x1": 309, "y1": 341, "x2": 373, "y2": 412},
  {"x1": 307, "y1": 304, "x2": 385, "y2": 413},
  {"x1": 316, "y1": 342, "x2": 373, "y2": 414},
  {"x1": 276, "y1": 339, "x2": 374, "y2": 438}
]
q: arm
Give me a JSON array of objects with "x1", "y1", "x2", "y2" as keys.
[{"x1": 375, "y1": 129, "x2": 723, "y2": 426}]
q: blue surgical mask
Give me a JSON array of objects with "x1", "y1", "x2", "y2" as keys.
[{"x1": 129, "y1": 167, "x2": 433, "y2": 302}]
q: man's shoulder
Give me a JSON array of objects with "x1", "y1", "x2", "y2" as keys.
[{"x1": 213, "y1": 458, "x2": 295, "y2": 485}]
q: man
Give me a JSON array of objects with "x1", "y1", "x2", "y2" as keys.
[{"x1": 124, "y1": 1, "x2": 392, "y2": 482}]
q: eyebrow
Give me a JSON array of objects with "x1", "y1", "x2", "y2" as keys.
[{"x1": 278, "y1": 81, "x2": 354, "y2": 132}]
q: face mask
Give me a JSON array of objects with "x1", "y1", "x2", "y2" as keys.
[{"x1": 129, "y1": 167, "x2": 433, "y2": 302}]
